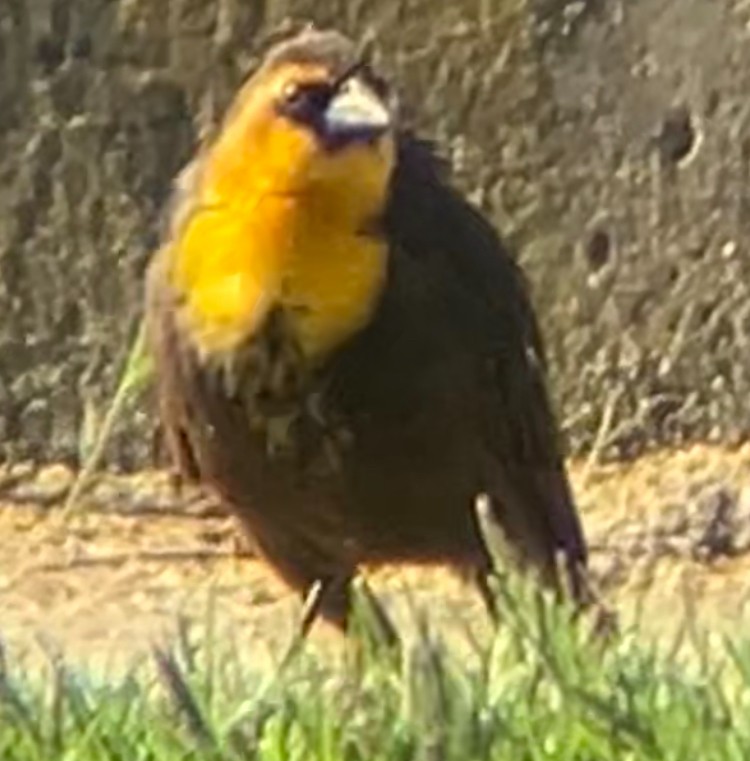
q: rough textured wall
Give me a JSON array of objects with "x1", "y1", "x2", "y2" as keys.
[{"x1": 1, "y1": 0, "x2": 750, "y2": 467}]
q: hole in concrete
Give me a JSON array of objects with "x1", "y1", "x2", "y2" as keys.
[
  {"x1": 656, "y1": 106, "x2": 698, "y2": 166},
  {"x1": 35, "y1": 36, "x2": 65, "y2": 74},
  {"x1": 585, "y1": 228, "x2": 611, "y2": 271}
]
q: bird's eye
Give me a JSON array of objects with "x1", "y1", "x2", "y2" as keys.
[
  {"x1": 278, "y1": 81, "x2": 332, "y2": 123},
  {"x1": 280, "y1": 81, "x2": 303, "y2": 104}
]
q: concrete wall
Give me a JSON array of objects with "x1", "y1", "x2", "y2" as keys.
[{"x1": 2, "y1": 0, "x2": 749, "y2": 467}]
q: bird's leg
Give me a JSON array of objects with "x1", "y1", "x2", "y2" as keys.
[{"x1": 300, "y1": 573, "x2": 400, "y2": 650}]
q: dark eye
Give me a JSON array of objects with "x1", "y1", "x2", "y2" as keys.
[{"x1": 278, "y1": 81, "x2": 333, "y2": 124}]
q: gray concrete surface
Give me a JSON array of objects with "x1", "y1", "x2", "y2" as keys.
[{"x1": 1, "y1": 0, "x2": 749, "y2": 466}]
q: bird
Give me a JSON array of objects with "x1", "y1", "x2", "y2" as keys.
[{"x1": 144, "y1": 27, "x2": 595, "y2": 637}]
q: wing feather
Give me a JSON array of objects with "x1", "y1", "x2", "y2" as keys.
[{"x1": 384, "y1": 133, "x2": 589, "y2": 596}]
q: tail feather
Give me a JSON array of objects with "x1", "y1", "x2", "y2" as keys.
[{"x1": 481, "y1": 463, "x2": 590, "y2": 605}]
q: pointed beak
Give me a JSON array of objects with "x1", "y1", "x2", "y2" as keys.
[{"x1": 322, "y1": 77, "x2": 391, "y2": 142}]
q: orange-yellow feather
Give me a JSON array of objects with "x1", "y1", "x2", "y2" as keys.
[{"x1": 167, "y1": 63, "x2": 395, "y2": 360}]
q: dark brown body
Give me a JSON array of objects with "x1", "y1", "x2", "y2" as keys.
[{"x1": 146, "y1": 131, "x2": 591, "y2": 629}]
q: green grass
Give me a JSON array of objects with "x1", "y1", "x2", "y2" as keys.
[
  {"x1": 2, "y1": 574, "x2": 750, "y2": 761},
  {"x1": 63, "y1": 321, "x2": 152, "y2": 516}
]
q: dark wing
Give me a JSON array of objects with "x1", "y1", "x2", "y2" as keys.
[{"x1": 384, "y1": 133, "x2": 589, "y2": 600}]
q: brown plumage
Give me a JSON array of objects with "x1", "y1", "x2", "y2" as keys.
[{"x1": 144, "y1": 28, "x2": 593, "y2": 634}]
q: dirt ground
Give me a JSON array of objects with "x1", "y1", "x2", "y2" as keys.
[{"x1": 3, "y1": 444, "x2": 750, "y2": 672}]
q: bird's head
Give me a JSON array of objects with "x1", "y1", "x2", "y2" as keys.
[
  {"x1": 168, "y1": 30, "x2": 399, "y2": 359},
  {"x1": 202, "y1": 29, "x2": 397, "y2": 221}
]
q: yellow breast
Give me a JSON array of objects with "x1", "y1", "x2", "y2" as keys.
[
  {"x1": 170, "y1": 190, "x2": 388, "y2": 361},
  {"x1": 164, "y1": 64, "x2": 394, "y2": 362}
]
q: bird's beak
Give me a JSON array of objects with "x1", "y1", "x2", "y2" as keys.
[{"x1": 322, "y1": 77, "x2": 391, "y2": 141}]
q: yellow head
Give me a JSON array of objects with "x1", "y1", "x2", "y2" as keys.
[{"x1": 169, "y1": 30, "x2": 397, "y2": 359}]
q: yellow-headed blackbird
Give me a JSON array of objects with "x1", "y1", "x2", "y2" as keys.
[{"x1": 145, "y1": 28, "x2": 593, "y2": 632}]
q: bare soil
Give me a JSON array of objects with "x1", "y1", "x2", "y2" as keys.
[{"x1": 3, "y1": 444, "x2": 750, "y2": 672}]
